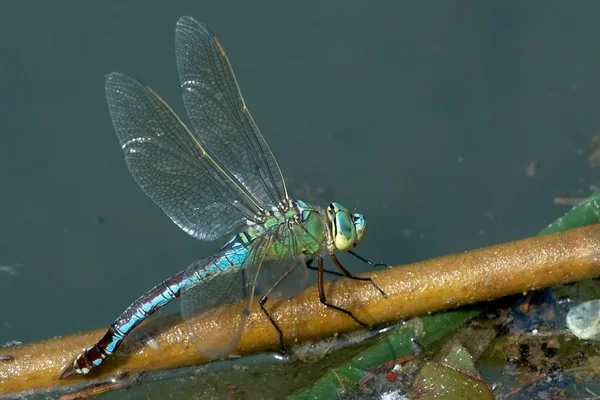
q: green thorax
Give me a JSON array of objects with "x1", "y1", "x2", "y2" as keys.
[{"x1": 239, "y1": 199, "x2": 326, "y2": 259}]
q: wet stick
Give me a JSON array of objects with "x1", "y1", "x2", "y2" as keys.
[{"x1": 2, "y1": 223, "x2": 600, "y2": 395}]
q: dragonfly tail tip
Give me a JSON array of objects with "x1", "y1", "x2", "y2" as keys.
[{"x1": 59, "y1": 363, "x2": 77, "y2": 380}]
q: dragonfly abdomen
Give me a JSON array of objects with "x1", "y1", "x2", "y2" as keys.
[
  {"x1": 183, "y1": 241, "x2": 249, "y2": 288},
  {"x1": 60, "y1": 270, "x2": 186, "y2": 378},
  {"x1": 61, "y1": 240, "x2": 251, "y2": 378}
]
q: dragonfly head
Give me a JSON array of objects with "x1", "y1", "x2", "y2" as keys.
[{"x1": 327, "y1": 202, "x2": 366, "y2": 251}]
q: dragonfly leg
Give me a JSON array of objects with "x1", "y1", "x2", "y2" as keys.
[
  {"x1": 258, "y1": 296, "x2": 285, "y2": 353},
  {"x1": 330, "y1": 253, "x2": 387, "y2": 298},
  {"x1": 306, "y1": 258, "x2": 345, "y2": 277},
  {"x1": 258, "y1": 262, "x2": 303, "y2": 353},
  {"x1": 317, "y1": 257, "x2": 368, "y2": 327},
  {"x1": 348, "y1": 250, "x2": 389, "y2": 269}
]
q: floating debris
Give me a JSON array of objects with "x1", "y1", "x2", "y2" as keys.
[
  {"x1": 588, "y1": 134, "x2": 600, "y2": 168},
  {"x1": 566, "y1": 299, "x2": 600, "y2": 340},
  {"x1": 525, "y1": 160, "x2": 540, "y2": 177},
  {"x1": 1, "y1": 340, "x2": 22, "y2": 348},
  {"x1": 379, "y1": 390, "x2": 408, "y2": 400},
  {"x1": 357, "y1": 355, "x2": 415, "y2": 386},
  {"x1": 554, "y1": 196, "x2": 586, "y2": 206},
  {"x1": 484, "y1": 210, "x2": 494, "y2": 220},
  {"x1": 0, "y1": 263, "x2": 21, "y2": 276},
  {"x1": 59, "y1": 372, "x2": 138, "y2": 400},
  {"x1": 292, "y1": 328, "x2": 375, "y2": 363}
]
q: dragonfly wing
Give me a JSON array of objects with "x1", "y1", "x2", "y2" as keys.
[
  {"x1": 181, "y1": 223, "x2": 309, "y2": 358},
  {"x1": 175, "y1": 16, "x2": 288, "y2": 209},
  {"x1": 250, "y1": 220, "x2": 314, "y2": 307},
  {"x1": 181, "y1": 240, "x2": 266, "y2": 359},
  {"x1": 181, "y1": 259, "x2": 251, "y2": 359},
  {"x1": 106, "y1": 73, "x2": 261, "y2": 241},
  {"x1": 251, "y1": 224, "x2": 311, "y2": 342},
  {"x1": 254, "y1": 232, "x2": 309, "y2": 301},
  {"x1": 256, "y1": 259, "x2": 309, "y2": 301}
]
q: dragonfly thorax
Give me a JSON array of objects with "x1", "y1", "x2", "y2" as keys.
[
  {"x1": 250, "y1": 198, "x2": 302, "y2": 226},
  {"x1": 326, "y1": 202, "x2": 366, "y2": 252}
]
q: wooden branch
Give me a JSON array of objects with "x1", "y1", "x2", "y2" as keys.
[{"x1": 3, "y1": 224, "x2": 600, "y2": 395}]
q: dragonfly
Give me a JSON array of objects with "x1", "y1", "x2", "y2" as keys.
[{"x1": 60, "y1": 16, "x2": 385, "y2": 379}]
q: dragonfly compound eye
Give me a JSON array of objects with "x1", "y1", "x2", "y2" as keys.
[
  {"x1": 329, "y1": 202, "x2": 357, "y2": 251},
  {"x1": 352, "y1": 213, "x2": 366, "y2": 243}
]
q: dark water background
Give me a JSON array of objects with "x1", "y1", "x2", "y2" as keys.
[{"x1": 1, "y1": 0, "x2": 599, "y2": 373}]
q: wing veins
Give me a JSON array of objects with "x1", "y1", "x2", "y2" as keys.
[
  {"x1": 176, "y1": 18, "x2": 288, "y2": 208},
  {"x1": 185, "y1": 80, "x2": 282, "y2": 207},
  {"x1": 127, "y1": 137, "x2": 254, "y2": 220},
  {"x1": 146, "y1": 85, "x2": 267, "y2": 214},
  {"x1": 214, "y1": 50, "x2": 284, "y2": 205},
  {"x1": 187, "y1": 75, "x2": 274, "y2": 195}
]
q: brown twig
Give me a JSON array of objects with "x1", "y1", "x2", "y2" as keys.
[{"x1": 3, "y1": 224, "x2": 600, "y2": 396}]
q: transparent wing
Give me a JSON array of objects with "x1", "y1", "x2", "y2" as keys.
[
  {"x1": 255, "y1": 257, "x2": 309, "y2": 302},
  {"x1": 254, "y1": 226, "x2": 309, "y2": 302},
  {"x1": 175, "y1": 16, "x2": 288, "y2": 209},
  {"x1": 106, "y1": 72, "x2": 263, "y2": 241},
  {"x1": 181, "y1": 251, "x2": 255, "y2": 360},
  {"x1": 181, "y1": 222, "x2": 309, "y2": 359}
]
